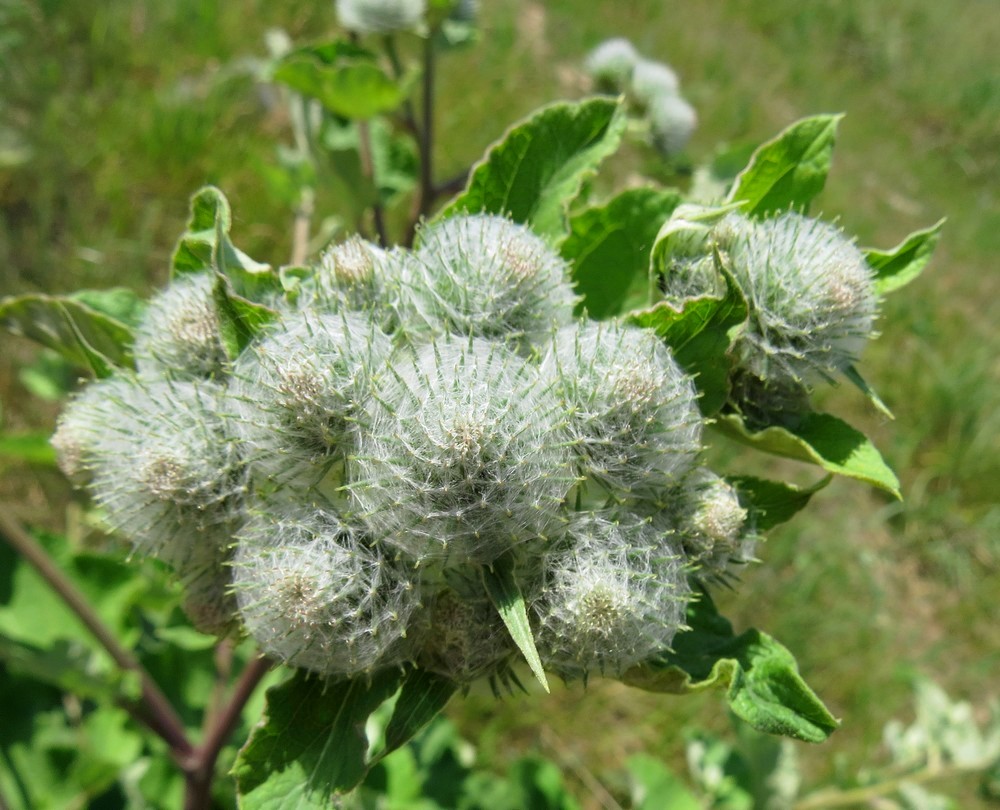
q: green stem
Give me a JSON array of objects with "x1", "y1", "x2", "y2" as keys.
[
  {"x1": 289, "y1": 93, "x2": 315, "y2": 264},
  {"x1": 418, "y1": 32, "x2": 436, "y2": 221},
  {"x1": 0, "y1": 510, "x2": 195, "y2": 762},
  {"x1": 793, "y1": 757, "x2": 993, "y2": 809},
  {"x1": 356, "y1": 118, "x2": 389, "y2": 245}
]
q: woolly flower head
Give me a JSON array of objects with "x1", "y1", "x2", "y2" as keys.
[
  {"x1": 410, "y1": 587, "x2": 516, "y2": 684},
  {"x1": 585, "y1": 37, "x2": 640, "y2": 89},
  {"x1": 649, "y1": 93, "x2": 697, "y2": 156},
  {"x1": 351, "y1": 337, "x2": 576, "y2": 566},
  {"x1": 630, "y1": 59, "x2": 680, "y2": 107},
  {"x1": 336, "y1": 0, "x2": 425, "y2": 34},
  {"x1": 306, "y1": 236, "x2": 402, "y2": 322},
  {"x1": 719, "y1": 211, "x2": 877, "y2": 388},
  {"x1": 672, "y1": 469, "x2": 754, "y2": 580},
  {"x1": 51, "y1": 378, "x2": 143, "y2": 486},
  {"x1": 84, "y1": 379, "x2": 245, "y2": 567},
  {"x1": 535, "y1": 512, "x2": 690, "y2": 678},
  {"x1": 228, "y1": 310, "x2": 392, "y2": 494},
  {"x1": 133, "y1": 273, "x2": 226, "y2": 380},
  {"x1": 398, "y1": 214, "x2": 577, "y2": 350},
  {"x1": 545, "y1": 321, "x2": 702, "y2": 498},
  {"x1": 234, "y1": 505, "x2": 418, "y2": 676}
]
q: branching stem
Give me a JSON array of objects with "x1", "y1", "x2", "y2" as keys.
[
  {"x1": 0, "y1": 510, "x2": 194, "y2": 762},
  {"x1": 183, "y1": 655, "x2": 274, "y2": 810}
]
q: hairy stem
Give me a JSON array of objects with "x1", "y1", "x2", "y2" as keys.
[{"x1": 0, "y1": 510, "x2": 195, "y2": 761}]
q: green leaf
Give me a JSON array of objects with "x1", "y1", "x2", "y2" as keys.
[
  {"x1": 627, "y1": 267, "x2": 748, "y2": 416},
  {"x1": 69, "y1": 288, "x2": 146, "y2": 328},
  {"x1": 273, "y1": 49, "x2": 410, "y2": 120},
  {"x1": 0, "y1": 294, "x2": 134, "y2": 376},
  {"x1": 866, "y1": 218, "x2": 945, "y2": 296},
  {"x1": 726, "y1": 114, "x2": 843, "y2": 216},
  {"x1": 622, "y1": 589, "x2": 839, "y2": 743},
  {"x1": 0, "y1": 432, "x2": 57, "y2": 466},
  {"x1": 234, "y1": 668, "x2": 404, "y2": 808},
  {"x1": 843, "y1": 364, "x2": 894, "y2": 420},
  {"x1": 211, "y1": 216, "x2": 279, "y2": 358},
  {"x1": 0, "y1": 634, "x2": 141, "y2": 706},
  {"x1": 713, "y1": 411, "x2": 901, "y2": 498},
  {"x1": 727, "y1": 475, "x2": 830, "y2": 532},
  {"x1": 376, "y1": 668, "x2": 458, "y2": 764},
  {"x1": 441, "y1": 97, "x2": 627, "y2": 239},
  {"x1": 626, "y1": 754, "x2": 702, "y2": 810},
  {"x1": 171, "y1": 186, "x2": 277, "y2": 302},
  {"x1": 481, "y1": 556, "x2": 549, "y2": 693},
  {"x1": 649, "y1": 200, "x2": 746, "y2": 281},
  {"x1": 563, "y1": 187, "x2": 682, "y2": 319}
]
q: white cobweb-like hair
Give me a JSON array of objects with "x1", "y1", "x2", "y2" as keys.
[
  {"x1": 544, "y1": 320, "x2": 703, "y2": 500},
  {"x1": 233, "y1": 504, "x2": 419, "y2": 676},
  {"x1": 351, "y1": 336, "x2": 577, "y2": 566},
  {"x1": 535, "y1": 511, "x2": 691, "y2": 679}
]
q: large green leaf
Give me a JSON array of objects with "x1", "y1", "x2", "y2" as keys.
[
  {"x1": 726, "y1": 114, "x2": 843, "y2": 216},
  {"x1": 376, "y1": 669, "x2": 458, "y2": 764},
  {"x1": 563, "y1": 187, "x2": 682, "y2": 319},
  {"x1": 866, "y1": 218, "x2": 945, "y2": 296},
  {"x1": 272, "y1": 40, "x2": 412, "y2": 120},
  {"x1": 627, "y1": 268, "x2": 748, "y2": 416},
  {"x1": 0, "y1": 294, "x2": 134, "y2": 377},
  {"x1": 713, "y1": 412, "x2": 901, "y2": 498},
  {"x1": 622, "y1": 589, "x2": 838, "y2": 743},
  {"x1": 441, "y1": 97, "x2": 627, "y2": 239},
  {"x1": 234, "y1": 669, "x2": 404, "y2": 809},
  {"x1": 481, "y1": 556, "x2": 549, "y2": 692},
  {"x1": 727, "y1": 475, "x2": 830, "y2": 532}
]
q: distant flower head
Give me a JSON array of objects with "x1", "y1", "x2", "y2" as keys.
[
  {"x1": 648, "y1": 93, "x2": 697, "y2": 156},
  {"x1": 585, "y1": 37, "x2": 640, "y2": 90},
  {"x1": 630, "y1": 59, "x2": 680, "y2": 106},
  {"x1": 336, "y1": 0, "x2": 426, "y2": 34}
]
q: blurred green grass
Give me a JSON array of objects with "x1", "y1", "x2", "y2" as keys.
[{"x1": 2, "y1": 0, "x2": 998, "y2": 805}]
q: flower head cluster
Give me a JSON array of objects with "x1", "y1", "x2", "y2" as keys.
[
  {"x1": 55, "y1": 212, "x2": 761, "y2": 684},
  {"x1": 585, "y1": 37, "x2": 697, "y2": 157}
]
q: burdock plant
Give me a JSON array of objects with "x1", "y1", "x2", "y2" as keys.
[{"x1": 0, "y1": 12, "x2": 944, "y2": 803}]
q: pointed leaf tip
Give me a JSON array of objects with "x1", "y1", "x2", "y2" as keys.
[{"x1": 481, "y1": 557, "x2": 550, "y2": 692}]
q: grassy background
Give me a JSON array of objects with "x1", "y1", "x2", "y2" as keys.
[{"x1": 2, "y1": 0, "x2": 998, "y2": 805}]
